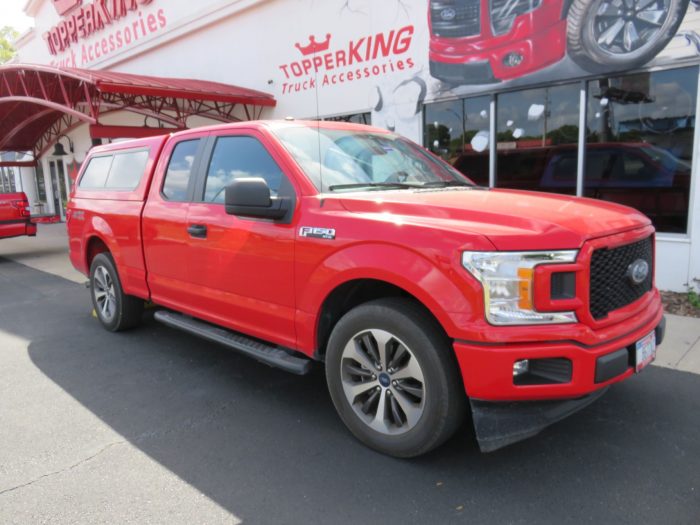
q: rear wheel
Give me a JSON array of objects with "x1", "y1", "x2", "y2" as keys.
[
  {"x1": 567, "y1": 0, "x2": 690, "y2": 73},
  {"x1": 90, "y1": 253, "x2": 143, "y2": 332},
  {"x1": 325, "y1": 298, "x2": 466, "y2": 458}
]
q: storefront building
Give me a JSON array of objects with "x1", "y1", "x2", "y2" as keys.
[{"x1": 3, "y1": 0, "x2": 700, "y2": 292}]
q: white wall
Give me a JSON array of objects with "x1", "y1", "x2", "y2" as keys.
[{"x1": 13, "y1": 0, "x2": 700, "y2": 291}]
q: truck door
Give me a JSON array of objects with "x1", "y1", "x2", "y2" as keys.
[
  {"x1": 142, "y1": 134, "x2": 208, "y2": 308},
  {"x1": 184, "y1": 130, "x2": 298, "y2": 349}
]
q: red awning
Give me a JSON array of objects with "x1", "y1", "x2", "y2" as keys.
[{"x1": 0, "y1": 64, "x2": 276, "y2": 156}]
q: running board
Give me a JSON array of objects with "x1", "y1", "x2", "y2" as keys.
[{"x1": 153, "y1": 310, "x2": 312, "y2": 375}]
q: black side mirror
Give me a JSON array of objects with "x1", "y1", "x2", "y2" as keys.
[{"x1": 224, "y1": 177, "x2": 290, "y2": 220}]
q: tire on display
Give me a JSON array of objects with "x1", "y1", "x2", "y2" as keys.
[
  {"x1": 567, "y1": 0, "x2": 690, "y2": 73},
  {"x1": 89, "y1": 252, "x2": 144, "y2": 332},
  {"x1": 325, "y1": 298, "x2": 466, "y2": 458}
]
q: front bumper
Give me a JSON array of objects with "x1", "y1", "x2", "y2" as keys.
[
  {"x1": 428, "y1": 19, "x2": 566, "y2": 83},
  {"x1": 454, "y1": 302, "x2": 665, "y2": 402},
  {"x1": 468, "y1": 315, "x2": 665, "y2": 452}
]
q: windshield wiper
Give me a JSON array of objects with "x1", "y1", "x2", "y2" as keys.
[
  {"x1": 417, "y1": 180, "x2": 474, "y2": 188},
  {"x1": 328, "y1": 180, "x2": 475, "y2": 192},
  {"x1": 328, "y1": 182, "x2": 417, "y2": 191}
]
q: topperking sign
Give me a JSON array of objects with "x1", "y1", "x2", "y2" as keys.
[{"x1": 45, "y1": 0, "x2": 162, "y2": 60}]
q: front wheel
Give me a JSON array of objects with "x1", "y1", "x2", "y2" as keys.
[
  {"x1": 325, "y1": 298, "x2": 466, "y2": 458},
  {"x1": 567, "y1": 0, "x2": 690, "y2": 73},
  {"x1": 89, "y1": 253, "x2": 144, "y2": 332}
]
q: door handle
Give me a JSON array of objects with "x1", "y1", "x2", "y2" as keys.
[{"x1": 187, "y1": 224, "x2": 207, "y2": 238}]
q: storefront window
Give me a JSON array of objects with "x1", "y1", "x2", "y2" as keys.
[
  {"x1": 35, "y1": 162, "x2": 47, "y2": 203},
  {"x1": 424, "y1": 99, "x2": 464, "y2": 164},
  {"x1": 0, "y1": 167, "x2": 17, "y2": 193},
  {"x1": 453, "y1": 96, "x2": 490, "y2": 185},
  {"x1": 587, "y1": 67, "x2": 697, "y2": 234},
  {"x1": 496, "y1": 84, "x2": 580, "y2": 194},
  {"x1": 425, "y1": 96, "x2": 490, "y2": 184}
]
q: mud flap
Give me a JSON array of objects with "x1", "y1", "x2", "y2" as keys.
[{"x1": 470, "y1": 387, "x2": 609, "y2": 453}]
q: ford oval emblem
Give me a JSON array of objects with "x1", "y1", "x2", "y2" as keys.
[
  {"x1": 440, "y1": 7, "x2": 457, "y2": 21},
  {"x1": 627, "y1": 259, "x2": 650, "y2": 285}
]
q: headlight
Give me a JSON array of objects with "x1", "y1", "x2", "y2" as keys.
[
  {"x1": 462, "y1": 250, "x2": 578, "y2": 325},
  {"x1": 490, "y1": 0, "x2": 542, "y2": 36}
]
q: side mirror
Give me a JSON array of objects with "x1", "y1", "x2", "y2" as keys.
[{"x1": 224, "y1": 177, "x2": 290, "y2": 220}]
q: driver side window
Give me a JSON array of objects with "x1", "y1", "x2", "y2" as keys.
[{"x1": 204, "y1": 136, "x2": 284, "y2": 203}]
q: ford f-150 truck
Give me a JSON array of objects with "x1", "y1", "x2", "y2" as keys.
[
  {"x1": 1, "y1": 192, "x2": 36, "y2": 239},
  {"x1": 67, "y1": 120, "x2": 665, "y2": 457}
]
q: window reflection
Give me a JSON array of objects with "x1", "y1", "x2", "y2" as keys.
[
  {"x1": 423, "y1": 65, "x2": 697, "y2": 235},
  {"x1": 424, "y1": 99, "x2": 465, "y2": 164},
  {"x1": 494, "y1": 84, "x2": 580, "y2": 194},
  {"x1": 587, "y1": 68, "x2": 697, "y2": 234},
  {"x1": 425, "y1": 96, "x2": 490, "y2": 183}
]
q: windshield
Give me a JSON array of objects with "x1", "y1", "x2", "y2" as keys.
[{"x1": 272, "y1": 126, "x2": 475, "y2": 192}]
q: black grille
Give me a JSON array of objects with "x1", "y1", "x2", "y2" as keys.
[
  {"x1": 589, "y1": 236, "x2": 653, "y2": 320},
  {"x1": 430, "y1": 1, "x2": 481, "y2": 38}
]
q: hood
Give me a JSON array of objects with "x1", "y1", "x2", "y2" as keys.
[{"x1": 337, "y1": 187, "x2": 651, "y2": 250}]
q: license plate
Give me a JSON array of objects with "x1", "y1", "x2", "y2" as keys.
[{"x1": 635, "y1": 330, "x2": 656, "y2": 373}]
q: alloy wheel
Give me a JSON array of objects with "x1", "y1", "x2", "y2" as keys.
[
  {"x1": 93, "y1": 265, "x2": 117, "y2": 322},
  {"x1": 340, "y1": 329, "x2": 426, "y2": 435},
  {"x1": 592, "y1": 0, "x2": 671, "y2": 55}
]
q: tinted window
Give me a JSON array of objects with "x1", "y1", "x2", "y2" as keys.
[
  {"x1": 79, "y1": 156, "x2": 112, "y2": 188},
  {"x1": 587, "y1": 67, "x2": 697, "y2": 233},
  {"x1": 105, "y1": 150, "x2": 149, "y2": 189},
  {"x1": 204, "y1": 136, "x2": 283, "y2": 203},
  {"x1": 496, "y1": 83, "x2": 579, "y2": 195},
  {"x1": 162, "y1": 139, "x2": 201, "y2": 201}
]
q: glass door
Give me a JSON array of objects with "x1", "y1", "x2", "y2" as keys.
[{"x1": 48, "y1": 159, "x2": 70, "y2": 221}]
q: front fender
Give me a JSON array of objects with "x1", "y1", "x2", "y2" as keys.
[{"x1": 296, "y1": 242, "x2": 484, "y2": 353}]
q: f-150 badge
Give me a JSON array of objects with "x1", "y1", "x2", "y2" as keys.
[{"x1": 299, "y1": 227, "x2": 336, "y2": 240}]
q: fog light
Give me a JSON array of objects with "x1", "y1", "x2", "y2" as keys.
[
  {"x1": 513, "y1": 359, "x2": 530, "y2": 377},
  {"x1": 503, "y1": 52, "x2": 524, "y2": 68}
]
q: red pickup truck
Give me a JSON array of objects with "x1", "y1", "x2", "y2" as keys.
[
  {"x1": 0, "y1": 192, "x2": 36, "y2": 239},
  {"x1": 67, "y1": 120, "x2": 664, "y2": 457}
]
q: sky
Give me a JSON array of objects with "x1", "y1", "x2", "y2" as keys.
[{"x1": 2, "y1": 0, "x2": 34, "y2": 33}]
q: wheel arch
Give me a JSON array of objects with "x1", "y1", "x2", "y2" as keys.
[
  {"x1": 314, "y1": 278, "x2": 451, "y2": 360},
  {"x1": 302, "y1": 242, "x2": 480, "y2": 359},
  {"x1": 83, "y1": 218, "x2": 129, "y2": 293},
  {"x1": 85, "y1": 235, "x2": 111, "y2": 271}
]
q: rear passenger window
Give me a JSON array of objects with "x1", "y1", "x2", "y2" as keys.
[
  {"x1": 79, "y1": 156, "x2": 113, "y2": 188},
  {"x1": 105, "y1": 150, "x2": 149, "y2": 189},
  {"x1": 204, "y1": 136, "x2": 284, "y2": 203},
  {"x1": 162, "y1": 139, "x2": 201, "y2": 201}
]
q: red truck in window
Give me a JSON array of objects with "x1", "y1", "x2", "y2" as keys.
[
  {"x1": 429, "y1": 0, "x2": 690, "y2": 84},
  {"x1": 67, "y1": 121, "x2": 665, "y2": 457},
  {"x1": 0, "y1": 192, "x2": 36, "y2": 239}
]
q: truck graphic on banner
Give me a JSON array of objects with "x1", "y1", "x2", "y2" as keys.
[{"x1": 428, "y1": 0, "x2": 691, "y2": 84}]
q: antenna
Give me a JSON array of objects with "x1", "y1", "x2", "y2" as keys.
[{"x1": 312, "y1": 40, "x2": 324, "y2": 193}]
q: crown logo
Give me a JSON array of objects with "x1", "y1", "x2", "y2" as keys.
[
  {"x1": 295, "y1": 34, "x2": 332, "y2": 56},
  {"x1": 52, "y1": 0, "x2": 83, "y2": 16}
]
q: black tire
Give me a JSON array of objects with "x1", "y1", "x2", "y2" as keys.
[
  {"x1": 89, "y1": 252, "x2": 144, "y2": 332},
  {"x1": 567, "y1": 0, "x2": 689, "y2": 73},
  {"x1": 325, "y1": 298, "x2": 466, "y2": 458}
]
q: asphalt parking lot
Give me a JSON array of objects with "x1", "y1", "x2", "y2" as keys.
[{"x1": 1, "y1": 233, "x2": 699, "y2": 524}]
